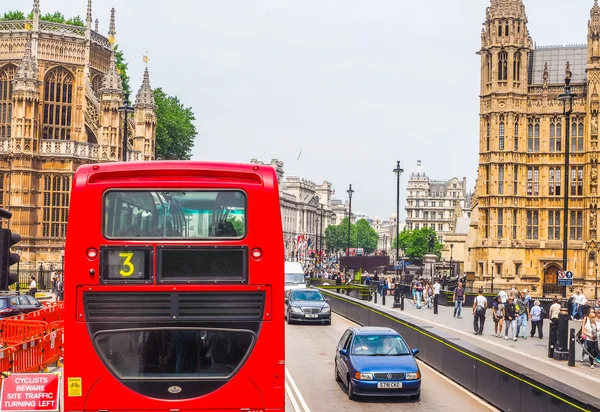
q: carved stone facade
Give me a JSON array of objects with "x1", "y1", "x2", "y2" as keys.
[
  {"x1": 0, "y1": 1, "x2": 156, "y2": 270},
  {"x1": 467, "y1": 0, "x2": 600, "y2": 297}
]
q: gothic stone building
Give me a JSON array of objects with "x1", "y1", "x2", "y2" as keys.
[
  {"x1": 0, "y1": 1, "x2": 156, "y2": 270},
  {"x1": 467, "y1": 0, "x2": 600, "y2": 296}
]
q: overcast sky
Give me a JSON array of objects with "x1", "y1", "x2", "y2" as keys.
[{"x1": 17, "y1": 0, "x2": 596, "y2": 218}]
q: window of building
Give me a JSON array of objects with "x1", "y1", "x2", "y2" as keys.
[
  {"x1": 527, "y1": 118, "x2": 540, "y2": 152},
  {"x1": 526, "y1": 211, "x2": 539, "y2": 240},
  {"x1": 499, "y1": 117, "x2": 505, "y2": 150},
  {"x1": 515, "y1": 262, "x2": 521, "y2": 276},
  {"x1": 498, "y1": 51, "x2": 508, "y2": 81},
  {"x1": 549, "y1": 167, "x2": 561, "y2": 196},
  {"x1": 512, "y1": 209, "x2": 517, "y2": 239},
  {"x1": 483, "y1": 209, "x2": 489, "y2": 238},
  {"x1": 570, "y1": 166, "x2": 584, "y2": 196},
  {"x1": 0, "y1": 65, "x2": 16, "y2": 139},
  {"x1": 549, "y1": 120, "x2": 562, "y2": 152},
  {"x1": 548, "y1": 210, "x2": 560, "y2": 240},
  {"x1": 42, "y1": 175, "x2": 71, "y2": 238},
  {"x1": 497, "y1": 209, "x2": 503, "y2": 238},
  {"x1": 479, "y1": 262, "x2": 485, "y2": 276},
  {"x1": 571, "y1": 120, "x2": 584, "y2": 152},
  {"x1": 513, "y1": 52, "x2": 521, "y2": 81},
  {"x1": 438, "y1": 224, "x2": 443, "y2": 231},
  {"x1": 424, "y1": 211, "x2": 429, "y2": 220},
  {"x1": 513, "y1": 164, "x2": 518, "y2": 195},
  {"x1": 498, "y1": 165, "x2": 504, "y2": 195},
  {"x1": 505, "y1": 23, "x2": 509, "y2": 37},
  {"x1": 569, "y1": 210, "x2": 583, "y2": 240},
  {"x1": 43, "y1": 68, "x2": 74, "y2": 140},
  {"x1": 415, "y1": 224, "x2": 419, "y2": 230},
  {"x1": 486, "y1": 53, "x2": 492, "y2": 83},
  {"x1": 438, "y1": 212, "x2": 443, "y2": 219},
  {"x1": 527, "y1": 122, "x2": 533, "y2": 152},
  {"x1": 485, "y1": 165, "x2": 490, "y2": 194},
  {"x1": 514, "y1": 121, "x2": 519, "y2": 151},
  {"x1": 486, "y1": 121, "x2": 490, "y2": 151},
  {"x1": 527, "y1": 166, "x2": 539, "y2": 196}
]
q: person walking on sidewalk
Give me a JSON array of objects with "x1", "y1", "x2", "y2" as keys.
[
  {"x1": 492, "y1": 295, "x2": 504, "y2": 337},
  {"x1": 433, "y1": 278, "x2": 441, "y2": 306},
  {"x1": 415, "y1": 279, "x2": 424, "y2": 309},
  {"x1": 29, "y1": 276, "x2": 37, "y2": 297},
  {"x1": 453, "y1": 282, "x2": 465, "y2": 318},
  {"x1": 581, "y1": 310, "x2": 599, "y2": 369},
  {"x1": 515, "y1": 291, "x2": 530, "y2": 339},
  {"x1": 530, "y1": 300, "x2": 544, "y2": 339},
  {"x1": 426, "y1": 282, "x2": 434, "y2": 309},
  {"x1": 504, "y1": 297, "x2": 518, "y2": 341},
  {"x1": 472, "y1": 288, "x2": 488, "y2": 335}
]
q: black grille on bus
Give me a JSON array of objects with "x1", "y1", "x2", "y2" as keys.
[{"x1": 85, "y1": 292, "x2": 265, "y2": 322}]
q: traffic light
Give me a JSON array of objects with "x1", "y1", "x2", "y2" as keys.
[{"x1": 0, "y1": 208, "x2": 21, "y2": 291}]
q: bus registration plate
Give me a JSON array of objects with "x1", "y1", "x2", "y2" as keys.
[{"x1": 377, "y1": 382, "x2": 402, "y2": 389}]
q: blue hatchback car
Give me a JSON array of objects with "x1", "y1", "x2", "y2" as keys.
[{"x1": 334, "y1": 326, "x2": 421, "y2": 400}]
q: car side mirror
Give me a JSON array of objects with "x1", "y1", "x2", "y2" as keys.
[
  {"x1": 412, "y1": 348, "x2": 419, "y2": 356},
  {"x1": 339, "y1": 348, "x2": 348, "y2": 356}
]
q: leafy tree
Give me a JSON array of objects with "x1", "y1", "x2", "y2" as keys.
[
  {"x1": 226, "y1": 216, "x2": 244, "y2": 236},
  {"x1": 66, "y1": 16, "x2": 84, "y2": 27},
  {"x1": 393, "y1": 227, "x2": 443, "y2": 259},
  {"x1": 114, "y1": 45, "x2": 131, "y2": 96},
  {"x1": 1, "y1": 11, "x2": 25, "y2": 20},
  {"x1": 324, "y1": 223, "x2": 345, "y2": 253},
  {"x1": 154, "y1": 88, "x2": 197, "y2": 160},
  {"x1": 354, "y1": 218, "x2": 379, "y2": 254}
]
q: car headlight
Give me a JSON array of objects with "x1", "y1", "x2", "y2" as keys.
[
  {"x1": 354, "y1": 372, "x2": 373, "y2": 380},
  {"x1": 291, "y1": 307, "x2": 303, "y2": 313},
  {"x1": 321, "y1": 305, "x2": 330, "y2": 313},
  {"x1": 405, "y1": 372, "x2": 421, "y2": 380}
]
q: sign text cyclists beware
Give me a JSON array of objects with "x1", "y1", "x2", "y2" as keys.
[{"x1": 0, "y1": 373, "x2": 60, "y2": 411}]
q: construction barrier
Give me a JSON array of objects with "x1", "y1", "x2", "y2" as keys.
[{"x1": 0, "y1": 320, "x2": 46, "y2": 345}]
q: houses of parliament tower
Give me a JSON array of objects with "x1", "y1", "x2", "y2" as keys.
[
  {"x1": 467, "y1": 0, "x2": 600, "y2": 296},
  {"x1": 0, "y1": 0, "x2": 155, "y2": 270}
]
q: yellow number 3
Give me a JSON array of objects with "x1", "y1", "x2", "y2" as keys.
[{"x1": 119, "y1": 252, "x2": 135, "y2": 277}]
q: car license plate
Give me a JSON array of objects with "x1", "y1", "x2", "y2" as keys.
[
  {"x1": 305, "y1": 314, "x2": 318, "y2": 318},
  {"x1": 377, "y1": 382, "x2": 402, "y2": 389}
]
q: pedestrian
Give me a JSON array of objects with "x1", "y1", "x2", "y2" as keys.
[
  {"x1": 426, "y1": 282, "x2": 434, "y2": 309},
  {"x1": 497, "y1": 288, "x2": 507, "y2": 304},
  {"x1": 492, "y1": 295, "x2": 504, "y2": 337},
  {"x1": 56, "y1": 275, "x2": 64, "y2": 301},
  {"x1": 415, "y1": 278, "x2": 424, "y2": 309},
  {"x1": 411, "y1": 279, "x2": 417, "y2": 305},
  {"x1": 581, "y1": 310, "x2": 599, "y2": 369},
  {"x1": 530, "y1": 300, "x2": 544, "y2": 339},
  {"x1": 504, "y1": 296, "x2": 518, "y2": 341},
  {"x1": 433, "y1": 278, "x2": 441, "y2": 306},
  {"x1": 472, "y1": 288, "x2": 488, "y2": 335},
  {"x1": 515, "y1": 291, "x2": 530, "y2": 339},
  {"x1": 453, "y1": 281, "x2": 465, "y2": 318},
  {"x1": 29, "y1": 276, "x2": 37, "y2": 297}
]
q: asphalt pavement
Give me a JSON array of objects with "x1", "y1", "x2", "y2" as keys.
[{"x1": 284, "y1": 313, "x2": 499, "y2": 411}]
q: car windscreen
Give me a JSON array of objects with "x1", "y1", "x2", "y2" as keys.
[
  {"x1": 94, "y1": 328, "x2": 255, "y2": 380},
  {"x1": 0, "y1": 299, "x2": 8, "y2": 309},
  {"x1": 352, "y1": 335, "x2": 411, "y2": 356},
  {"x1": 290, "y1": 291, "x2": 323, "y2": 301},
  {"x1": 285, "y1": 273, "x2": 304, "y2": 284}
]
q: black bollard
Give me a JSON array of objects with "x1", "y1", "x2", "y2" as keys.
[
  {"x1": 393, "y1": 287, "x2": 401, "y2": 308},
  {"x1": 400, "y1": 294, "x2": 404, "y2": 311},
  {"x1": 568, "y1": 328, "x2": 576, "y2": 367},
  {"x1": 553, "y1": 307, "x2": 570, "y2": 361},
  {"x1": 548, "y1": 320, "x2": 557, "y2": 358},
  {"x1": 382, "y1": 292, "x2": 386, "y2": 306},
  {"x1": 374, "y1": 288, "x2": 378, "y2": 304},
  {"x1": 433, "y1": 295, "x2": 438, "y2": 315}
]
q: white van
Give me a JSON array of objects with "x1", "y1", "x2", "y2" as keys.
[{"x1": 284, "y1": 261, "x2": 306, "y2": 291}]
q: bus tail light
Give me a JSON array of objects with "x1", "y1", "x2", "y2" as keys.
[
  {"x1": 86, "y1": 248, "x2": 98, "y2": 260},
  {"x1": 251, "y1": 248, "x2": 262, "y2": 260}
]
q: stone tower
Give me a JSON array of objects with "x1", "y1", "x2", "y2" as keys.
[{"x1": 134, "y1": 67, "x2": 156, "y2": 161}]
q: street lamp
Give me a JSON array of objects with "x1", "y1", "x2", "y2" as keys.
[
  {"x1": 393, "y1": 161, "x2": 404, "y2": 279},
  {"x1": 118, "y1": 92, "x2": 134, "y2": 162},
  {"x1": 15, "y1": 248, "x2": 21, "y2": 293},
  {"x1": 557, "y1": 62, "x2": 576, "y2": 298},
  {"x1": 346, "y1": 184, "x2": 354, "y2": 256}
]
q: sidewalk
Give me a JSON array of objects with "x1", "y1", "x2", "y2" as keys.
[{"x1": 373, "y1": 293, "x2": 599, "y2": 396}]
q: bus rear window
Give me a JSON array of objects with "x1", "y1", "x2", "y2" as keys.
[{"x1": 103, "y1": 191, "x2": 246, "y2": 239}]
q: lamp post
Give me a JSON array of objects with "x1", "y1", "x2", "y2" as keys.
[
  {"x1": 118, "y1": 92, "x2": 134, "y2": 162},
  {"x1": 596, "y1": 261, "x2": 598, "y2": 300},
  {"x1": 16, "y1": 248, "x2": 21, "y2": 293},
  {"x1": 393, "y1": 161, "x2": 404, "y2": 279},
  {"x1": 450, "y1": 243, "x2": 454, "y2": 280},
  {"x1": 319, "y1": 205, "x2": 324, "y2": 261},
  {"x1": 346, "y1": 184, "x2": 354, "y2": 256},
  {"x1": 557, "y1": 62, "x2": 576, "y2": 298},
  {"x1": 491, "y1": 263, "x2": 494, "y2": 294}
]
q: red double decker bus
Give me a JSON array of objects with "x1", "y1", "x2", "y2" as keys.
[{"x1": 63, "y1": 161, "x2": 284, "y2": 411}]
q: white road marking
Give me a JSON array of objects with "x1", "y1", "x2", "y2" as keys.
[
  {"x1": 285, "y1": 366, "x2": 312, "y2": 412},
  {"x1": 417, "y1": 360, "x2": 500, "y2": 411},
  {"x1": 393, "y1": 310, "x2": 600, "y2": 384},
  {"x1": 285, "y1": 381, "x2": 302, "y2": 412}
]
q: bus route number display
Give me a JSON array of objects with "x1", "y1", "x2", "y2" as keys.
[
  {"x1": 102, "y1": 248, "x2": 149, "y2": 281},
  {"x1": 0, "y1": 373, "x2": 60, "y2": 411}
]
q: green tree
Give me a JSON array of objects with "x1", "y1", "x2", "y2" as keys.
[
  {"x1": 354, "y1": 218, "x2": 379, "y2": 254},
  {"x1": 226, "y1": 216, "x2": 244, "y2": 236},
  {"x1": 1, "y1": 11, "x2": 25, "y2": 20},
  {"x1": 393, "y1": 227, "x2": 443, "y2": 259},
  {"x1": 324, "y1": 223, "x2": 344, "y2": 253},
  {"x1": 114, "y1": 45, "x2": 131, "y2": 96},
  {"x1": 154, "y1": 88, "x2": 197, "y2": 160}
]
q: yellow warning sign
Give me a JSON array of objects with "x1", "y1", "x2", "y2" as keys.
[{"x1": 67, "y1": 377, "x2": 82, "y2": 397}]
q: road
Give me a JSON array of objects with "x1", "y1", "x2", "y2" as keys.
[{"x1": 284, "y1": 313, "x2": 499, "y2": 411}]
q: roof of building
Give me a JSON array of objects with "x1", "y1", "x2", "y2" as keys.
[
  {"x1": 455, "y1": 217, "x2": 470, "y2": 235},
  {"x1": 528, "y1": 45, "x2": 587, "y2": 85}
]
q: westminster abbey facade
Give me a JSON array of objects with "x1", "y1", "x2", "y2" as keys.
[
  {"x1": 0, "y1": 0, "x2": 156, "y2": 269},
  {"x1": 467, "y1": 0, "x2": 600, "y2": 296}
]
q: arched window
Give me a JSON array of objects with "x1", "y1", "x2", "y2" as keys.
[
  {"x1": 514, "y1": 120, "x2": 519, "y2": 151},
  {"x1": 43, "y1": 68, "x2": 74, "y2": 140},
  {"x1": 505, "y1": 23, "x2": 509, "y2": 36},
  {"x1": 0, "y1": 65, "x2": 17, "y2": 139},
  {"x1": 42, "y1": 174, "x2": 71, "y2": 238},
  {"x1": 485, "y1": 53, "x2": 492, "y2": 83},
  {"x1": 499, "y1": 116, "x2": 505, "y2": 151},
  {"x1": 498, "y1": 52, "x2": 508, "y2": 81},
  {"x1": 498, "y1": 22, "x2": 502, "y2": 37},
  {"x1": 513, "y1": 52, "x2": 521, "y2": 81},
  {"x1": 486, "y1": 121, "x2": 490, "y2": 151}
]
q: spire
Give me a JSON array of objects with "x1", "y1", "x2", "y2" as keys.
[
  {"x1": 99, "y1": 50, "x2": 123, "y2": 94},
  {"x1": 86, "y1": 0, "x2": 92, "y2": 23},
  {"x1": 95, "y1": 18, "x2": 99, "y2": 32},
  {"x1": 13, "y1": 34, "x2": 40, "y2": 95},
  {"x1": 487, "y1": 0, "x2": 526, "y2": 19},
  {"x1": 108, "y1": 8, "x2": 116, "y2": 45},
  {"x1": 591, "y1": 0, "x2": 600, "y2": 28},
  {"x1": 33, "y1": 0, "x2": 40, "y2": 14},
  {"x1": 543, "y1": 62, "x2": 549, "y2": 86},
  {"x1": 135, "y1": 66, "x2": 156, "y2": 109}
]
